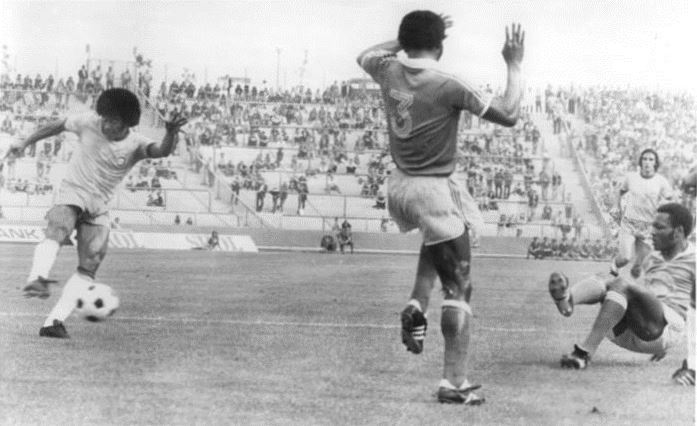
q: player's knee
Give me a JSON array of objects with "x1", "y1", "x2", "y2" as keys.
[
  {"x1": 606, "y1": 277, "x2": 629, "y2": 296},
  {"x1": 44, "y1": 221, "x2": 72, "y2": 243},
  {"x1": 78, "y1": 247, "x2": 107, "y2": 278},
  {"x1": 45, "y1": 207, "x2": 76, "y2": 243},
  {"x1": 78, "y1": 255, "x2": 103, "y2": 279}
]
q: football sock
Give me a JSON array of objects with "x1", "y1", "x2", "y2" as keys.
[
  {"x1": 570, "y1": 274, "x2": 607, "y2": 305},
  {"x1": 580, "y1": 290, "x2": 627, "y2": 356},
  {"x1": 441, "y1": 300, "x2": 472, "y2": 389},
  {"x1": 438, "y1": 378, "x2": 474, "y2": 390},
  {"x1": 43, "y1": 273, "x2": 92, "y2": 327},
  {"x1": 28, "y1": 239, "x2": 60, "y2": 283},
  {"x1": 407, "y1": 299, "x2": 423, "y2": 313},
  {"x1": 687, "y1": 305, "x2": 695, "y2": 370}
]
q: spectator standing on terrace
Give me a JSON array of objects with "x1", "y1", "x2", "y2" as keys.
[
  {"x1": 105, "y1": 66, "x2": 115, "y2": 90},
  {"x1": 358, "y1": 12, "x2": 524, "y2": 404},
  {"x1": 278, "y1": 181, "x2": 289, "y2": 212},
  {"x1": 297, "y1": 181, "x2": 308, "y2": 215},
  {"x1": 255, "y1": 180, "x2": 267, "y2": 212},
  {"x1": 613, "y1": 149, "x2": 674, "y2": 279},
  {"x1": 3, "y1": 88, "x2": 187, "y2": 338},
  {"x1": 539, "y1": 169, "x2": 550, "y2": 201}
]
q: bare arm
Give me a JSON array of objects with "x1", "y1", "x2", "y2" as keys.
[
  {"x1": 147, "y1": 112, "x2": 188, "y2": 159},
  {"x1": 482, "y1": 24, "x2": 525, "y2": 127},
  {"x1": 356, "y1": 40, "x2": 402, "y2": 66},
  {"x1": 4, "y1": 119, "x2": 66, "y2": 159}
]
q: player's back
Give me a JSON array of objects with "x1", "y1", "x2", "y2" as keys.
[{"x1": 360, "y1": 53, "x2": 489, "y2": 176}]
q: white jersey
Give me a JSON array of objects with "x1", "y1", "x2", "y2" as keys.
[
  {"x1": 642, "y1": 243, "x2": 695, "y2": 319},
  {"x1": 62, "y1": 112, "x2": 153, "y2": 213},
  {"x1": 621, "y1": 171, "x2": 672, "y2": 223}
]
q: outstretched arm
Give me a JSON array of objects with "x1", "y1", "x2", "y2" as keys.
[
  {"x1": 482, "y1": 23, "x2": 525, "y2": 127},
  {"x1": 4, "y1": 119, "x2": 66, "y2": 159},
  {"x1": 147, "y1": 112, "x2": 188, "y2": 159}
]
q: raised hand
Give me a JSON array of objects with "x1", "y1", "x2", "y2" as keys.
[
  {"x1": 502, "y1": 23, "x2": 525, "y2": 66},
  {"x1": 440, "y1": 14, "x2": 453, "y2": 30},
  {"x1": 165, "y1": 112, "x2": 188, "y2": 135}
]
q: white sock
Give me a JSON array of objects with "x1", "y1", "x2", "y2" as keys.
[
  {"x1": 43, "y1": 273, "x2": 92, "y2": 327},
  {"x1": 687, "y1": 306, "x2": 695, "y2": 370},
  {"x1": 439, "y1": 378, "x2": 473, "y2": 390},
  {"x1": 407, "y1": 299, "x2": 423, "y2": 313},
  {"x1": 28, "y1": 239, "x2": 60, "y2": 283}
]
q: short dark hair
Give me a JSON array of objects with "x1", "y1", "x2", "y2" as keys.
[
  {"x1": 398, "y1": 10, "x2": 446, "y2": 51},
  {"x1": 657, "y1": 202, "x2": 694, "y2": 237},
  {"x1": 96, "y1": 88, "x2": 141, "y2": 127},
  {"x1": 638, "y1": 148, "x2": 660, "y2": 171}
]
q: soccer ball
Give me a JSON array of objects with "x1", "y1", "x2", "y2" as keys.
[{"x1": 75, "y1": 283, "x2": 119, "y2": 322}]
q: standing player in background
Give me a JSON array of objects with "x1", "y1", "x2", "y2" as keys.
[
  {"x1": 549, "y1": 203, "x2": 694, "y2": 378},
  {"x1": 613, "y1": 149, "x2": 673, "y2": 278},
  {"x1": 3, "y1": 88, "x2": 187, "y2": 338},
  {"x1": 357, "y1": 11, "x2": 525, "y2": 404}
]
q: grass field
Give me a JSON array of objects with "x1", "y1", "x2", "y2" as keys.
[{"x1": 0, "y1": 243, "x2": 693, "y2": 425}]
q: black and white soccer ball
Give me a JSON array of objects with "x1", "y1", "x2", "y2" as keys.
[{"x1": 75, "y1": 283, "x2": 119, "y2": 322}]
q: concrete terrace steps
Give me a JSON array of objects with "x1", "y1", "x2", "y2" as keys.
[{"x1": 530, "y1": 112, "x2": 600, "y2": 228}]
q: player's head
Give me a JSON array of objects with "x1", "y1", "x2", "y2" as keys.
[
  {"x1": 653, "y1": 203, "x2": 694, "y2": 250},
  {"x1": 96, "y1": 88, "x2": 141, "y2": 140},
  {"x1": 638, "y1": 148, "x2": 659, "y2": 177},
  {"x1": 398, "y1": 11, "x2": 446, "y2": 58}
]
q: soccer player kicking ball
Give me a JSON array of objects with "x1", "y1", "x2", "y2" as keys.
[
  {"x1": 549, "y1": 203, "x2": 694, "y2": 378},
  {"x1": 3, "y1": 88, "x2": 187, "y2": 338},
  {"x1": 357, "y1": 11, "x2": 524, "y2": 404}
]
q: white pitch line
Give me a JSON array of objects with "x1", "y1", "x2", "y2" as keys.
[{"x1": 0, "y1": 311, "x2": 541, "y2": 333}]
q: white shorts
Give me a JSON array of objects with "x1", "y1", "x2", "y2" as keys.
[
  {"x1": 53, "y1": 181, "x2": 110, "y2": 227},
  {"x1": 607, "y1": 303, "x2": 685, "y2": 355},
  {"x1": 387, "y1": 168, "x2": 484, "y2": 246}
]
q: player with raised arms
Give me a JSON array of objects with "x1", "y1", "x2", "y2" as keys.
[
  {"x1": 3, "y1": 88, "x2": 187, "y2": 338},
  {"x1": 612, "y1": 148, "x2": 674, "y2": 278},
  {"x1": 549, "y1": 203, "x2": 694, "y2": 379},
  {"x1": 357, "y1": 11, "x2": 524, "y2": 404}
]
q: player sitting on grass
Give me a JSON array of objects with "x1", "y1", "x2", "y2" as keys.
[
  {"x1": 4, "y1": 88, "x2": 187, "y2": 338},
  {"x1": 548, "y1": 203, "x2": 694, "y2": 379},
  {"x1": 358, "y1": 11, "x2": 524, "y2": 404}
]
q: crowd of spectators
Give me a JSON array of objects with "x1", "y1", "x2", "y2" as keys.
[
  {"x1": 569, "y1": 88, "x2": 696, "y2": 233},
  {"x1": 4, "y1": 55, "x2": 591, "y2": 236}
]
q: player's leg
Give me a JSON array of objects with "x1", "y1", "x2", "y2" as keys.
[
  {"x1": 401, "y1": 244, "x2": 437, "y2": 354},
  {"x1": 548, "y1": 272, "x2": 607, "y2": 317},
  {"x1": 24, "y1": 205, "x2": 79, "y2": 298},
  {"x1": 40, "y1": 221, "x2": 109, "y2": 338},
  {"x1": 427, "y1": 232, "x2": 482, "y2": 404},
  {"x1": 563, "y1": 278, "x2": 668, "y2": 368}
]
